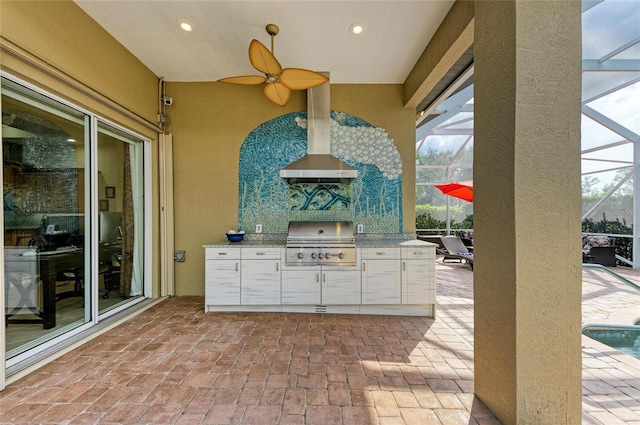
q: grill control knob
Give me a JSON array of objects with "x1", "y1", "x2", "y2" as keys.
[
  {"x1": 318, "y1": 253, "x2": 325, "y2": 259},
  {"x1": 311, "y1": 253, "x2": 317, "y2": 259},
  {"x1": 338, "y1": 253, "x2": 345, "y2": 259},
  {"x1": 324, "y1": 253, "x2": 332, "y2": 259},
  {"x1": 297, "y1": 253, "x2": 304, "y2": 259}
]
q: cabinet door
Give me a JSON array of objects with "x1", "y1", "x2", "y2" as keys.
[
  {"x1": 322, "y1": 268, "x2": 361, "y2": 305},
  {"x1": 241, "y1": 260, "x2": 281, "y2": 304},
  {"x1": 401, "y1": 247, "x2": 436, "y2": 304},
  {"x1": 282, "y1": 269, "x2": 320, "y2": 304},
  {"x1": 402, "y1": 260, "x2": 435, "y2": 304},
  {"x1": 205, "y1": 259, "x2": 240, "y2": 305},
  {"x1": 361, "y1": 257, "x2": 401, "y2": 304}
]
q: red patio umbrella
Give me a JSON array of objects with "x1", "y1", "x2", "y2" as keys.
[{"x1": 435, "y1": 180, "x2": 473, "y2": 202}]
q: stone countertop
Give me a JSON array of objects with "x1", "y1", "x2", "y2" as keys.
[
  {"x1": 203, "y1": 240, "x2": 286, "y2": 248},
  {"x1": 356, "y1": 239, "x2": 436, "y2": 248},
  {"x1": 203, "y1": 237, "x2": 436, "y2": 249}
]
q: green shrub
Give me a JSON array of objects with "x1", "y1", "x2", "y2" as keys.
[{"x1": 416, "y1": 210, "x2": 473, "y2": 235}]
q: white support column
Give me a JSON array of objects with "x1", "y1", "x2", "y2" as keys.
[{"x1": 159, "y1": 133, "x2": 175, "y2": 296}]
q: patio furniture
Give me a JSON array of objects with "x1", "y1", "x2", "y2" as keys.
[
  {"x1": 417, "y1": 236, "x2": 448, "y2": 255},
  {"x1": 582, "y1": 235, "x2": 616, "y2": 267},
  {"x1": 440, "y1": 236, "x2": 474, "y2": 270}
]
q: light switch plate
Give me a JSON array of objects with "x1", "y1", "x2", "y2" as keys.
[
  {"x1": 357, "y1": 224, "x2": 364, "y2": 234},
  {"x1": 255, "y1": 224, "x2": 263, "y2": 233}
]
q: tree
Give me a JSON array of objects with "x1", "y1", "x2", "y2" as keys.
[{"x1": 581, "y1": 175, "x2": 601, "y2": 197}]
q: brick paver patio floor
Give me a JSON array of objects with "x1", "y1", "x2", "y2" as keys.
[{"x1": 1, "y1": 261, "x2": 639, "y2": 424}]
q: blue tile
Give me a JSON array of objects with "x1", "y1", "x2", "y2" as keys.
[{"x1": 238, "y1": 111, "x2": 403, "y2": 234}]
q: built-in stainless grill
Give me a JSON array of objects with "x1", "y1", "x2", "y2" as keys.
[{"x1": 285, "y1": 221, "x2": 356, "y2": 266}]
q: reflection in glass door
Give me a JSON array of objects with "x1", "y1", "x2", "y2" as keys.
[{"x1": 2, "y1": 78, "x2": 91, "y2": 358}]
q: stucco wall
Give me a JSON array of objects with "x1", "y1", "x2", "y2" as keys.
[
  {"x1": 473, "y1": 1, "x2": 582, "y2": 423},
  {"x1": 166, "y1": 82, "x2": 415, "y2": 296},
  {"x1": 0, "y1": 0, "x2": 158, "y2": 125}
]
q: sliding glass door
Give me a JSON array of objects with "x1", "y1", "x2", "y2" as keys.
[
  {"x1": 2, "y1": 75, "x2": 148, "y2": 364},
  {"x1": 2, "y1": 77, "x2": 91, "y2": 358},
  {"x1": 96, "y1": 122, "x2": 145, "y2": 315}
]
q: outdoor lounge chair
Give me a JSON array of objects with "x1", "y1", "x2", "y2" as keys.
[
  {"x1": 440, "y1": 236, "x2": 474, "y2": 270},
  {"x1": 417, "y1": 236, "x2": 449, "y2": 256}
]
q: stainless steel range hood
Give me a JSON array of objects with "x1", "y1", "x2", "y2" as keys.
[{"x1": 280, "y1": 77, "x2": 358, "y2": 182}]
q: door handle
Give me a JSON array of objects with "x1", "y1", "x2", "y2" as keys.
[
  {"x1": 276, "y1": 262, "x2": 279, "y2": 271},
  {"x1": 316, "y1": 273, "x2": 320, "y2": 282},
  {"x1": 235, "y1": 262, "x2": 239, "y2": 272},
  {"x1": 323, "y1": 273, "x2": 326, "y2": 283},
  {"x1": 362, "y1": 262, "x2": 366, "y2": 272},
  {"x1": 403, "y1": 262, "x2": 406, "y2": 271}
]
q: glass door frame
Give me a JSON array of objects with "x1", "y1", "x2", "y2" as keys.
[
  {"x1": 1, "y1": 72, "x2": 152, "y2": 379},
  {"x1": 93, "y1": 116, "x2": 152, "y2": 322}
]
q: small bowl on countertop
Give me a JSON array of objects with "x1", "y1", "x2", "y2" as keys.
[{"x1": 226, "y1": 233, "x2": 244, "y2": 242}]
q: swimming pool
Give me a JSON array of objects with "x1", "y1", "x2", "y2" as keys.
[{"x1": 583, "y1": 323, "x2": 640, "y2": 360}]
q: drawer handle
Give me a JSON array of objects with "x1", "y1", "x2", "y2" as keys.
[
  {"x1": 256, "y1": 252, "x2": 266, "y2": 256},
  {"x1": 218, "y1": 252, "x2": 227, "y2": 256},
  {"x1": 376, "y1": 252, "x2": 385, "y2": 256},
  {"x1": 414, "y1": 251, "x2": 422, "y2": 255}
]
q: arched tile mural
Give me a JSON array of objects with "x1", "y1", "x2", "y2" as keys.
[{"x1": 238, "y1": 111, "x2": 402, "y2": 233}]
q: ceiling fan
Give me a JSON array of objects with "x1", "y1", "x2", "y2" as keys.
[{"x1": 217, "y1": 24, "x2": 329, "y2": 106}]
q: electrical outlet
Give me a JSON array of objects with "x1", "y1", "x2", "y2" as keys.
[
  {"x1": 357, "y1": 224, "x2": 364, "y2": 234},
  {"x1": 175, "y1": 250, "x2": 186, "y2": 262},
  {"x1": 255, "y1": 224, "x2": 263, "y2": 234}
]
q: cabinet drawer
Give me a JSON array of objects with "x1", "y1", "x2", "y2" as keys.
[
  {"x1": 205, "y1": 247, "x2": 240, "y2": 260},
  {"x1": 402, "y1": 247, "x2": 435, "y2": 260},
  {"x1": 361, "y1": 247, "x2": 399, "y2": 259},
  {"x1": 241, "y1": 247, "x2": 281, "y2": 260}
]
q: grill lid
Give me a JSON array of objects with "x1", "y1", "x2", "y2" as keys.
[{"x1": 286, "y1": 221, "x2": 355, "y2": 244}]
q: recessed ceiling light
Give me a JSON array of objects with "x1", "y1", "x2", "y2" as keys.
[
  {"x1": 179, "y1": 21, "x2": 193, "y2": 32},
  {"x1": 349, "y1": 23, "x2": 364, "y2": 35}
]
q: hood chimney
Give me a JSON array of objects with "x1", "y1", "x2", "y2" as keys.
[{"x1": 279, "y1": 76, "x2": 358, "y2": 182}]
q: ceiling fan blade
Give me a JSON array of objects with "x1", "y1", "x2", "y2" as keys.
[
  {"x1": 264, "y1": 82, "x2": 291, "y2": 106},
  {"x1": 217, "y1": 75, "x2": 266, "y2": 85},
  {"x1": 280, "y1": 68, "x2": 329, "y2": 90},
  {"x1": 249, "y1": 39, "x2": 283, "y2": 76}
]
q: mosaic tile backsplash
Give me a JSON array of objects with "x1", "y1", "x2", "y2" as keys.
[{"x1": 238, "y1": 111, "x2": 402, "y2": 233}]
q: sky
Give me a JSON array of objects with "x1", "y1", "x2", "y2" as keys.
[{"x1": 417, "y1": 0, "x2": 640, "y2": 194}]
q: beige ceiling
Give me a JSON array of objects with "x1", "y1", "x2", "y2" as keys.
[{"x1": 74, "y1": 1, "x2": 456, "y2": 84}]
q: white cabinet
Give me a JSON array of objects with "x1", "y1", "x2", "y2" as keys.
[
  {"x1": 322, "y1": 266, "x2": 361, "y2": 305},
  {"x1": 204, "y1": 242, "x2": 436, "y2": 316},
  {"x1": 282, "y1": 264, "x2": 361, "y2": 305},
  {"x1": 401, "y1": 247, "x2": 436, "y2": 304},
  {"x1": 281, "y1": 267, "x2": 320, "y2": 305},
  {"x1": 205, "y1": 248, "x2": 241, "y2": 305},
  {"x1": 240, "y1": 248, "x2": 282, "y2": 305},
  {"x1": 361, "y1": 248, "x2": 401, "y2": 304}
]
